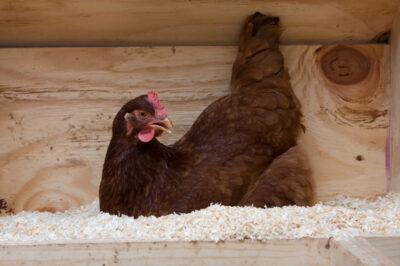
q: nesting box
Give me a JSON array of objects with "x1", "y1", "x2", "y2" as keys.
[{"x1": 1, "y1": 0, "x2": 400, "y2": 265}]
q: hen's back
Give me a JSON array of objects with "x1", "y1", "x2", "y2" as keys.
[
  {"x1": 175, "y1": 13, "x2": 302, "y2": 159},
  {"x1": 167, "y1": 13, "x2": 311, "y2": 211}
]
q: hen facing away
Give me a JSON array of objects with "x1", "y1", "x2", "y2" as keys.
[{"x1": 99, "y1": 12, "x2": 314, "y2": 217}]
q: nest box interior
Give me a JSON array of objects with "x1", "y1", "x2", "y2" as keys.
[
  {"x1": 0, "y1": 0, "x2": 399, "y2": 214},
  {"x1": 1, "y1": 1, "x2": 400, "y2": 265}
]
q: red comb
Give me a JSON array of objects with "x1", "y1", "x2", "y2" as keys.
[{"x1": 147, "y1": 90, "x2": 167, "y2": 118}]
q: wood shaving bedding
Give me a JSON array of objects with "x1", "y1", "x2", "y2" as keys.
[{"x1": 0, "y1": 193, "x2": 399, "y2": 243}]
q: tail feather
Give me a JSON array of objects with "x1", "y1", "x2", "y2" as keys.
[
  {"x1": 240, "y1": 12, "x2": 281, "y2": 51},
  {"x1": 231, "y1": 12, "x2": 289, "y2": 94}
]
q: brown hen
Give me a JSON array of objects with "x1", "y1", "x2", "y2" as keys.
[{"x1": 99, "y1": 12, "x2": 314, "y2": 217}]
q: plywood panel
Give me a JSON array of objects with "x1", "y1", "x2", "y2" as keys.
[
  {"x1": 0, "y1": 45, "x2": 388, "y2": 213},
  {"x1": 0, "y1": 0, "x2": 399, "y2": 47},
  {"x1": 292, "y1": 45, "x2": 389, "y2": 199}
]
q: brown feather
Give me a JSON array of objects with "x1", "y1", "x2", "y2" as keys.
[{"x1": 99, "y1": 12, "x2": 314, "y2": 217}]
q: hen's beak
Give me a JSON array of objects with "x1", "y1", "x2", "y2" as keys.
[{"x1": 150, "y1": 117, "x2": 173, "y2": 134}]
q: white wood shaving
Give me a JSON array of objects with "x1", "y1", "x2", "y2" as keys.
[{"x1": 0, "y1": 194, "x2": 399, "y2": 243}]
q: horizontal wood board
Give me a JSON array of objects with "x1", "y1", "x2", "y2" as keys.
[
  {"x1": 0, "y1": 237, "x2": 398, "y2": 265},
  {"x1": 0, "y1": 0, "x2": 399, "y2": 47},
  {"x1": 0, "y1": 239, "x2": 330, "y2": 266}
]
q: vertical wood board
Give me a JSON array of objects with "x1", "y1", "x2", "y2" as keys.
[{"x1": 389, "y1": 9, "x2": 400, "y2": 192}]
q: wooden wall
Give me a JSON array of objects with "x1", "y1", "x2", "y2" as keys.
[
  {"x1": 0, "y1": 44, "x2": 389, "y2": 213},
  {"x1": 0, "y1": 0, "x2": 399, "y2": 47}
]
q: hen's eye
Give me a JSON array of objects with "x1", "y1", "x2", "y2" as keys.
[{"x1": 139, "y1": 111, "x2": 148, "y2": 118}]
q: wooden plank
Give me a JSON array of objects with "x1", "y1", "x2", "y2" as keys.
[
  {"x1": 0, "y1": 238, "x2": 331, "y2": 266},
  {"x1": 367, "y1": 237, "x2": 400, "y2": 264},
  {"x1": 0, "y1": 237, "x2": 396, "y2": 265},
  {"x1": 0, "y1": 45, "x2": 388, "y2": 213},
  {"x1": 291, "y1": 45, "x2": 389, "y2": 200},
  {"x1": 0, "y1": 1, "x2": 399, "y2": 47},
  {"x1": 389, "y1": 9, "x2": 400, "y2": 192},
  {"x1": 329, "y1": 237, "x2": 396, "y2": 265}
]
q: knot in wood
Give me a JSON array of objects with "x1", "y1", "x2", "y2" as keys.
[{"x1": 320, "y1": 46, "x2": 370, "y2": 85}]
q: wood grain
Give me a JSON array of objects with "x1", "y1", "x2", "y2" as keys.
[
  {"x1": 389, "y1": 9, "x2": 400, "y2": 192},
  {"x1": 0, "y1": 237, "x2": 397, "y2": 265},
  {"x1": 330, "y1": 237, "x2": 396, "y2": 265},
  {"x1": 0, "y1": 45, "x2": 388, "y2": 213},
  {"x1": 0, "y1": 238, "x2": 331, "y2": 266},
  {"x1": 367, "y1": 237, "x2": 400, "y2": 264},
  {"x1": 0, "y1": 0, "x2": 399, "y2": 47},
  {"x1": 293, "y1": 45, "x2": 389, "y2": 200}
]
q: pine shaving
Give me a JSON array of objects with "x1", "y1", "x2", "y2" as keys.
[{"x1": 0, "y1": 193, "x2": 399, "y2": 243}]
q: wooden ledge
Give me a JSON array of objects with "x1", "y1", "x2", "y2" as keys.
[{"x1": 0, "y1": 237, "x2": 398, "y2": 265}]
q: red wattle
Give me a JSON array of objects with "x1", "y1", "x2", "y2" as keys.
[{"x1": 138, "y1": 127, "x2": 155, "y2": 142}]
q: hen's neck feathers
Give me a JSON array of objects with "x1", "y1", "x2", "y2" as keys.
[{"x1": 103, "y1": 138, "x2": 175, "y2": 188}]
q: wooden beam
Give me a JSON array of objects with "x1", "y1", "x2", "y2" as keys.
[
  {"x1": 0, "y1": 45, "x2": 389, "y2": 213},
  {"x1": 389, "y1": 8, "x2": 400, "y2": 192},
  {"x1": 0, "y1": 1, "x2": 398, "y2": 47},
  {"x1": 0, "y1": 239, "x2": 331, "y2": 266}
]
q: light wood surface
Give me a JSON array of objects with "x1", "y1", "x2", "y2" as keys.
[
  {"x1": 367, "y1": 237, "x2": 400, "y2": 264},
  {"x1": 0, "y1": 45, "x2": 389, "y2": 213},
  {"x1": 0, "y1": 237, "x2": 397, "y2": 266},
  {"x1": 389, "y1": 9, "x2": 400, "y2": 192},
  {"x1": 0, "y1": 1, "x2": 399, "y2": 47},
  {"x1": 330, "y1": 237, "x2": 396, "y2": 266},
  {"x1": 293, "y1": 45, "x2": 389, "y2": 200},
  {"x1": 0, "y1": 238, "x2": 331, "y2": 266}
]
